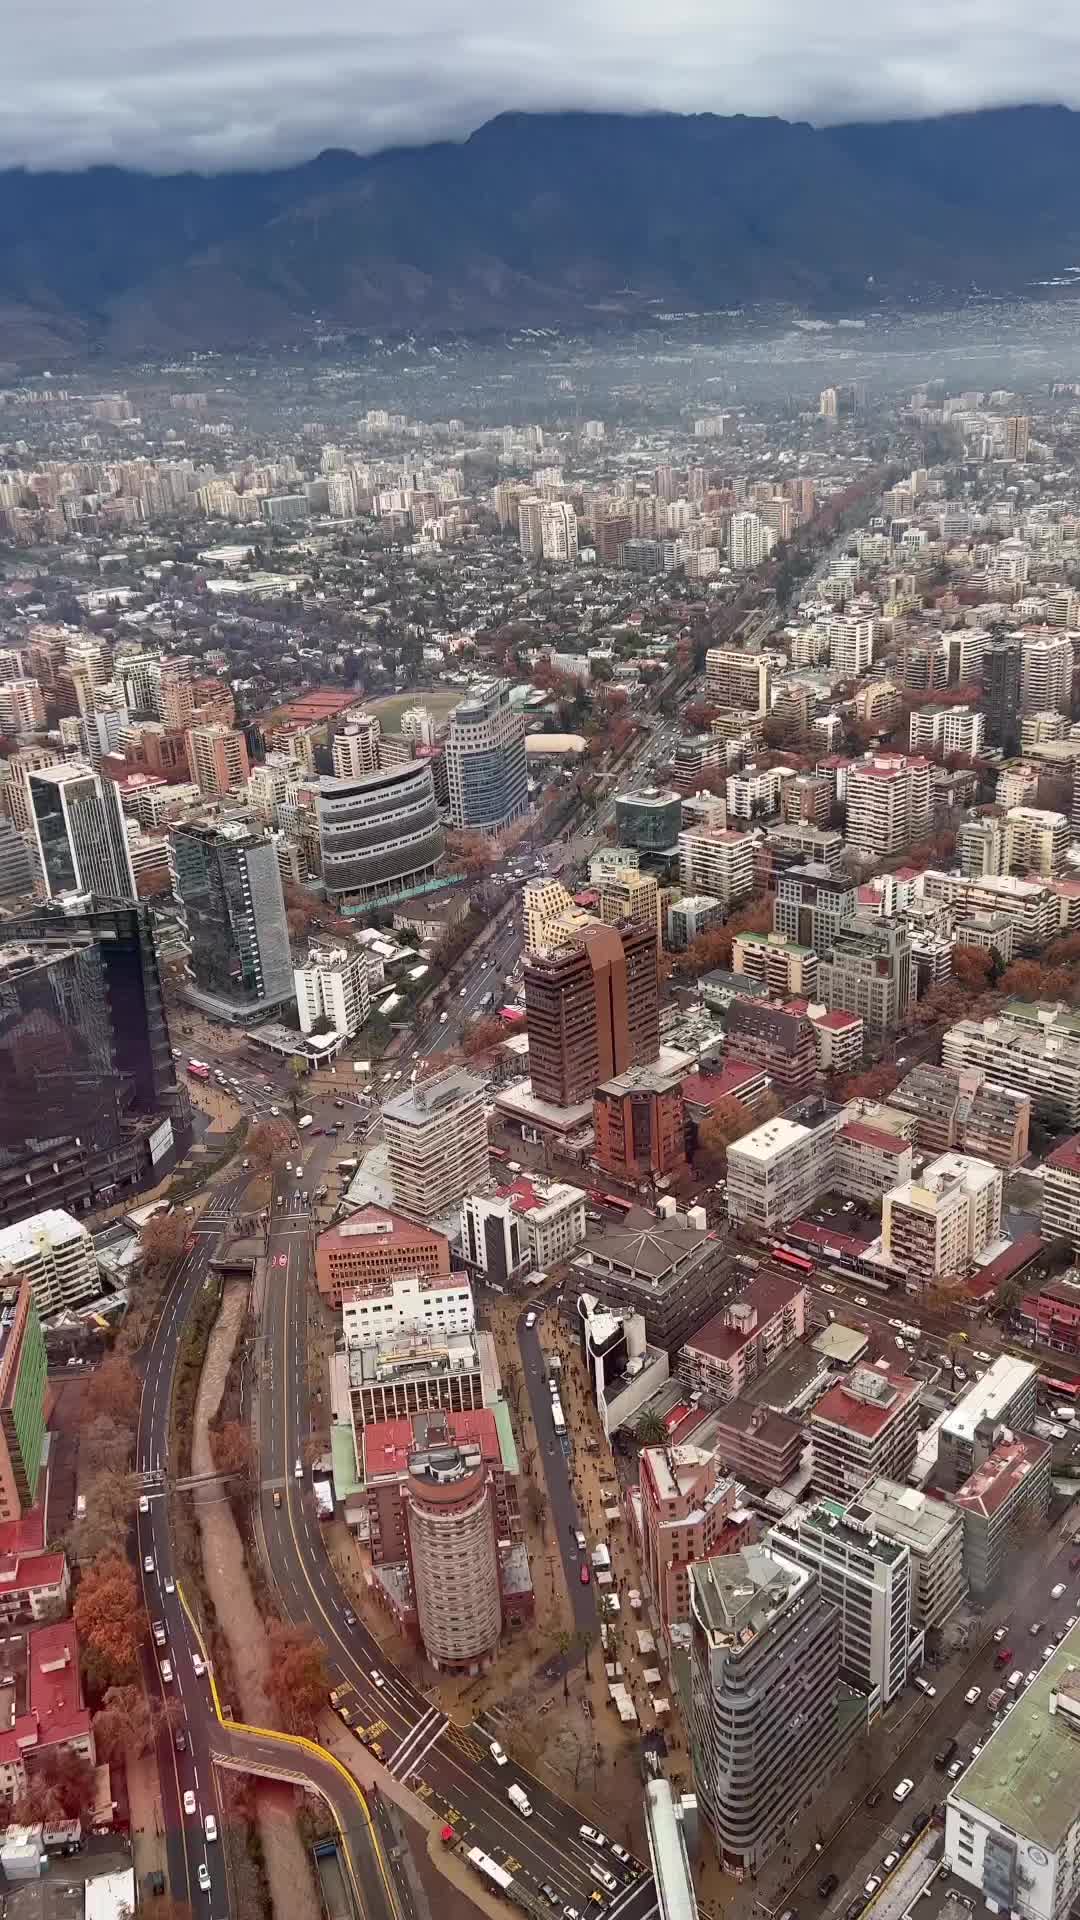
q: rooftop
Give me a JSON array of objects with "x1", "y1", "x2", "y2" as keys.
[
  {"x1": 950, "y1": 1433, "x2": 1050, "y2": 1518},
  {"x1": 941, "y1": 1354, "x2": 1038, "y2": 1445},
  {"x1": 363, "y1": 1408, "x2": 501, "y2": 1483},
  {"x1": 382, "y1": 1064, "x2": 485, "y2": 1125},
  {"x1": 689, "y1": 1543, "x2": 808, "y2": 1642},
  {"x1": 848, "y1": 1478, "x2": 960, "y2": 1553},
  {"x1": 953, "y1": 1620, "x2": 1080, "y2": 1848},
  {"x1": 811, "y1": 1362, "x2": 918, "y2": 1440},
  {"x1": 0, "y1": 1210, "x2": 88, "y2": 1266}
]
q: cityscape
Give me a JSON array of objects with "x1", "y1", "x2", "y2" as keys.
[{"x1": 5, "y1": 260, "x2": 1080, "y2": 1920}]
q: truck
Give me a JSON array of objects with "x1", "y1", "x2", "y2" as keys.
[
  {"x1": 507, "y1": 1783, "x2": 533, "y2": 1817},
  {"x1": 551, "y1": 1398, "x2": 566, "y2": 1436},
  {"x1": 299, "y1": 1115, "x2": 313, "y2": 1130}
]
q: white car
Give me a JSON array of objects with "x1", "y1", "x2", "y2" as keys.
[
  {"x1": 490, "y1": 1742, "x2": 508, "y2": 1766},
  {"x1": 164, "y1": 1576, "x2": 175, "y2": 1595},
  {"x1": 160, "y1": 1660, "x2": 173, "y2": 1684},
  {"x1": 183, "y1": 1790, "x2": 197, "y2": 1816},
  {"x1": 1052, "y1": 1583, "x2": 1067, "y2": 1599},
  {"x1": 864, "y1": 1878, "x2": 882, "y2": 1898},
  {"x1": 610, "y1": 1845, "x2": 631, "y2": 1866},
  {"x1": 893, "y1": 1778, "x2": 914, "y2": 1802},
  {"x1": 370, "y1": 1669, "x2": 386, "y2": 1690},
  {"x1": 883, "y1": 1853, "x2": 900, "y2": 1872},
  {"x1": 580, "y1": 1826, "x2": 606, "y2": 1847},
  {"x1": 854, "y1": 1295, "x2": 869, "y2": 1307},
  {"x1": 965, "y1": 1686, "x2": 981, "y2": 1705},
  {"x1": 820, "y1": 1282, "x2": 836, "y2": 1295},
  {"x1": 143, "y1": 1554, "x2": 155, "y2": 1574},
  {"x1": 192, "y1": 1654, "x2": 206, "y2": 1677},
  {"x1": 294, "y1": 1459, "x2": 303, "y2": 1478},
  {"x1": 204, "y1": 1814, "x2": 218, "y2": 1842},
  {"x1": 198, "y1": 1865, "x2": 211, "y2": 1892},
  {"x1": 947, "y1": 1761, "x2": 964, "y2": 1781},
  {"x1": 993, "y1": 1626, "x2": 1009, "y2": 1642},
  {"x1": 139, "y1": 1495, "x2": 149, "y2": 1513}
]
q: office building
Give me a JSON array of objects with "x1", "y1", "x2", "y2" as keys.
[
  {"x1": 703, "y1": 649, "x2": 774, "y2": 716},
  {"x1": 348, "y1": 1329, "x2": 487, "y2": 1428},
  {"x1": 882, "y1": 1152, "x2": 1002, "y2": 1287},
  {"x1": 678, "y1": 1270, "x2": 807, "y2": 1403},
  {"x1": 639, "y1": 1445, "x2": 746, "y2": 1640},
  {"x1": 572, "y1": 1208, "x2": 728, "y2": 1355},
  {"x1": 732, "y1": 930, "x2": 818, "y2": 999},
  {"x1": 936, "y1": 1356, "x2": 1039, "y2": 1492},
  {"x1": 340, "y1": 1267, "x2": 474, "y2": 1348},
  {"x1": 185, "y1": 723, "x2": 250, "y2": 797},
  {"x1": 886, "y1": 1065, "x2": 1030, "y2": 1168},
  {"x1": 459, "y1": 1191, "x2": 528, "y2": 1285},
  {"x1": 294, "y1": 944, "x2": 370, "y2": 1041},
  {"x1": 677, "y1": 828, "x2": 755, "y2": 907},
  {"x1": 401, "y1": 1420, "x2": 504, "y2": 1672},
  {"x1": 576, "y1": 1292, "x2": 670, "y2": 1440},
  {"x1": 950, "y1": 1432, "x2": 1051, "y2": 1601},
  {"x1": 593, "y1": 1062, "x2": 686, "y2": 1182},
  {"x1": 315, "y1": 1207, "x2": 452, "y2": 1308},
  {"x1": 505, "y1": 1178, "x2": 587, "y2": 1269},
  {"x1": 383, "y1": 1067, "x2": 489, "y2": 1222},
  {"x1": 767, "y1": 1503, "x2": 913, "y2": 1717},
  {"x1": 0, "y1": 1212, "x2": 99, "y2": 1319},
  {"x1": 724, "y1": 999, "x2": 818, "y2": 1101},
  {"x1": 1021, "y1": 634, "x2": 1072, "y2": 715},
  {"x1": 317, "y1": 760, "x2": 443, "y2": 908},
  {"x1": 908, "y1": 705, "x2": 986, "y2": 758},
  {"x1": 0, "y1": 821, "x2": 32, "y2": 903},
  {"x1": 172, "y1": 820, "x2": 293, "y2": 1021},
  {"x1": 774, "y1": 864, "x2": 858, "y2": 951},
  {"x1": 364, "y1": 1408, "x2": 521, "y2": 1577},
  {"x1": 810, "y1": 1362, "x2": 920, "y2": 1500},
  {"x1": 0, "y1": 902, "x2": 190, "y2": 1228},
  {"x1": 848, "y1": 1480, "x2": 966, "y2": 1631},
  {"x1": 945, "y1": 1620, "x2": 1080, "y2": 1920},
  {"x1": 943, "y1": 1011, "x2": 1080, "y2": 1127},
  {"x1": 844, "y1": 754, "x2": 931, "y2": 857},
  {"x1": 615, "y1": 788, "x2": 682, "y2": 853},
  {"x1": 524, "y1": 922, "x2": 659, "y2": 1108},
  {"x1": 332, "y1": 712, "x2": 381, "y2": 780},
  {"x1": 689, "y1": 1547, "x2": 857, "y2": 1873},
  {"x1": 725, "y1": 1103, "x2": 844, "y2": 1235},
  {"x1": 818, "y1": 917, "x2": 915, "y2": 1032},
  {"x1": 597, "y1": 866, "x2": 661, "y2": 945},
  {"x1": 0, "y1": 1285, "x2": 47, "y2": 1523},
  {"x1": 445, "y1": 681, "x2": 528, "y2": 833},
  {"x1": 28, "y1": 763, "x2": 136, "y2": 902}
]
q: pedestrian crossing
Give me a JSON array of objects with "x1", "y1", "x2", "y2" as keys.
[{"x1": 388, "y1": 1706, "x2": 450, "y2": 1779}]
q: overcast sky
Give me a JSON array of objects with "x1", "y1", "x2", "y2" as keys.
[{"x1": 6, "y1": 0, "x2": 1080, "y2": 173}]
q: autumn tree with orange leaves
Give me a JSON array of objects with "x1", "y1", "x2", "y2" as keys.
[
  {"x1": 74, "y1": 1554, "x2": 142, "y2": 1687},
  {"x1": 264, "y1": 1624, "x2": 329, "y2": 1738}
]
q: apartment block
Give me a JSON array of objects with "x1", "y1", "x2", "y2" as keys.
[
  {"x1": 709, "y1": 1400, "x2": 806, "y2": 1488},
  {"x1": 294, "y1": 944, "x2": 370, "y2": 1041},
  {"x1": 950, "y1": 1432, "x2": 1051, "y2": 1600},
  {"x1": 1004, "y1": 807, "x2": 1070, "y2": 878},
  {"x1": 936, "y1": 1356, "x2": 1039, "y2": 1493},
  {"x1": 835, "y1": 1121, "x2": 913, "y2": 1204},
  {"x1": 942, "y1": 1012, "x2": 1080, "y2": 1127},
  {"x1": 1041, "y1": 1135, "x2": 1080, "y2": 1252},
  {"x1": 597, "y1": 866, "x2": 661, "y2": 944},
  {"x1": 810, "y1": 1362, "x2": 920, "y2": 1501},
  {"x1": 844, "y1": 754, "x2": 931, "y2": 857},
  {"x1": 909, "y1": 705, "x2": 986, "y2": 758},
  {"x1": 315, "y1": 1207, "x2": 451, "y2": 1308},
  {"x1": 723, "y1": 999, "x2": 818, "y2": 1101},
  {"x1": 503, "y1": 1177, "x2": 587, "y2": 1270},
  {"x1": 677, "y1": 1270, "x2": 807, "y2": 1403},
  {"x1": 882, "y1": 1152, "x2": 1003, "y2": 1287},
  {"x1": 767, "y1": 1503, "x2": 913, "y2": 1716},
  {"x1": 0, "y1": 1211, "x2": 99, "y2": 1317},
  {"x1": 639, "y1": 1445, "x2": 747, "y2": 1639},
  {"x1": 886, "y1": 1064, "x2": 1030, "y2": 1168},
  {"x1": 726, "y1": 764, "x2": 791, "y2": 822},
  {"x1": 732, "y1": 931, "x2": 819, "y2": 999},
  {"x1": 848, "y1": 1480, "x2": 966, "y2": 1631},
  {"x1": 677, "y1": 827, "x2": 755, "y2": 907},
  {"x1": 382, "y1": 1067, "x2": 489, "y2": 1222},
  {"x1": 1020, "y1": 633, "x2": 1072, "y2": 714},
  {"x1": 921, "y1": 869, "x2": 1059, "y2": 952},
  {"x1": 818, "y1": 916, "x2": 915, "y2": 1032},
  {"x1": 185, "y1": 722, "x2": 250, "y2": 797},
  {"x1": 774, "y1": 864, "x2": 858, "y2": 950},
  {"x1": 725, "y1": 1100, "x2": 843, "y2": 1234},
  {"x1": 703, "y1": 648, "x2": 774, "y2": 715}
]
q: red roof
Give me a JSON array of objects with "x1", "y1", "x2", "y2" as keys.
[
  {"x1": 363, "y1": 1409, "x2": 501, "y2": 1482},
  {"x1": 951, "y1": 1435, "x2": 1050, "y2": 1517},
  {"x1": 839, "y1": 1121, "x2": 909, "y2": 1155},
  {"x1": 1047, "y1": 1136, "x2": 1080, "y2": 1176},
  {"x1": 813, "y1": 1009, "x2": 863, "y2": 1031},
  {"x1": 0, "y1": 1620, "x2": 93, "y2": 1764},
  {"x1": 681, "y1": 1061, "x2": 765, "y2": 1109},
  {"x1": 811, "y1": 1363, "x2": 917, "y2": 1439}
]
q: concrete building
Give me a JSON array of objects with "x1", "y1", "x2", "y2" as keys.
[
  {"x1": 767, "y1": 1502, "x2": 914, "y2": 1717},
  {"x1": 332, "y1": 711, "x2": 381, "y2": 779},
  {"x1": 922, "y1": 870, "x2": 1059, "y2": 952},
  {"x1": 446, "y1": 680, "x2": 529, "y2": 833},
  {"x1": 949, "y1": 1432, "x2": 1051, "y2": 1600},
  {"x1": 294, "y1": 944, "x2": 370, "y2": 1041},
  {"x1": 348, "y1": 1329, "x2": 488, "y2": 1427},
  {"x1": 774, "y1": 864, "x2": 858, "y2": 951},
  {"x1": 185, "y1": 723, "x2": 249, "y2": 797},
  {"x1": 576, "y1": 1293, "x2": 670, "y2": 1440},
  {"x1": 1004, "y1": 807, "x2": 1070, "y2": 878},
  {"x1": 667, "y1": 894, "x2": 724, "y2": 951},
  {"x1": 383, "y1": 1068, "x2": 489, "y2": 1223},
  {"x1": 0, "y1": 1211, "x2": 99, "y2": 1318},
  {"x1": 723, "y1": 999, "x2": 818, "y2": 1102},
  {"x1": 615, "y1": 788, "x2": 683, "y2": 853},
  {"x1": 1041, "y1": 1134, "x2": 1080, "y2": 1251},
  {"x1": 733, "y1": 930, "x2": 819, "y2": 999},
  {"x1": 403, "y1": 1421, "x2": 504, "y2": 1672},
  {"x1": 844, "y1": 754, "x2": 931, "y2": 858},
  {"x1": 908, "y1": 705, "x2": 986, "y2": 758},
  {"x1": 522, "y1": 876, "x2": 584, "y2": 956},
  {"x1": 810, "y1": 1362, "x2": 920, "y2": 1501},
  {"x1": 943, "y1": 1011, "x2": 1080, "y2": 1127},
  {"x1": 847, "y1": 1480, "x2": 966, "y2": 1631},
  {"x1": 639, "y1": 1444, "x2": 748, "y2": 1639},
  {"x1": 593, "y1": 1061, "x2": 686, "y2": 1183},
  {"x1": 315, "y1": 1207, "x2": 451, "y2": 1308},
  {"x1": 524, "y1": 922, "x2": 659, "y2": 1109},
  {"x1": 677, "y1": 828, "x2": 755, "y2": 907},
  {"x1": 502, "y1": 1176, "x2": 587, "y2": 1270},
  {"x1": 818, "y1": 917, "x2": 915, "y2": 1032},
  {"x1": 317, "y1": 761, "x2": 444, "y2": 908},
  {"x1": 1021, "y1": 633, "x2": 1072, "y2": 714},
  {"x1": 571, "y1": 1208, "x2": 728, "y2": 1355},
  {"x1": 0, "y1": 1285, "x2": 47, "y2": 1523},
  {"x1": 340, "y1": 1268, "x2": 474, "y2": 1347},
  {"x1": 704, "y1": 649, "x2": 774, "y2": 715},
  {"x1": 709, "y1": 1400, "x2": 805, "y2": 1488},
  {"x1": 678, "y1": 1270, "x2": 807, "y2": 1403},
  {"x1": 828, "y1": 615, "x2": 876, "y2": 680},
  {"x1": 886, "y1": 1065, "x2": 1030, "y2": 1168},
  {"x1": 540, "y1": 500, "x2": 579, "y2": 564},
  {"x1": 363, "y1": 1407, "x2": 519, "y2": 1571},
  {"x1": 689, "y1": 1546, "x2": 858, "y2": 1873},
  {"x1": 725, "y1": 1102, "x2": 843, "y2": 1234},
  {"x1": 28, "y1": 763, "x2": 136, "y2": 902},
  {"x1": 882, "y1": 1152, "x2": 1003, "y2": 1288},
  {"x1": 597, "y1": 866, "x2": 661, "y2": 945},
  {"x1": 172, "y1": 819, "x2": 293, "y2": 1021},
  {"x1": 459, "y1": 1191, "x2": 527, "y2": 1286},
  {"x1": 0, "y1": 821, "x2": 33, "y2": 903},
  {"x1": 936, "y1": 1356, "x2": 1039, "y2": 1492}
]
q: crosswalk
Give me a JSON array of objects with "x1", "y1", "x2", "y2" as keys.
[{"x1": 388, "y1": 1706, "x2": 450, "y2": 1779}]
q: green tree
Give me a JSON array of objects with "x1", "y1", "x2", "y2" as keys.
[{"x1": 634, "y1": 1411, "x2": 669, "y2": 1448}]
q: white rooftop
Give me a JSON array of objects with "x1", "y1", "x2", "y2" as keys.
[
  {"x1": 942, "y1": 1354, "x2": 1038, "y2": 1445},
  {"x1": 0, "y1": 1209, "x2": 88, "y2": 1264}
]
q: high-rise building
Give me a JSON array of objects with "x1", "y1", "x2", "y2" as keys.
[
  {"x1": 676, "y1": 827, "x2": 755, "y2": 906},
  {"x1": 596, "y1": 866, "x2": 661, "y2": 944},
  {"x1": 445, "y1": 681, "x2": 528, "y2": 833},
  {"x1": 767, "y1": 1502, "x2": 913, "y2": 1717},
  {"x1": 614, "y1": 787, "x2": 682, "y2": 852},
  {"x1": 540, "y1": 501, "x2": 578, "y2": 564},
  {"x1": 0, "y1": 1212, "x2": 99, "y2": 1319},
  {"x1": 828, "y1": 616, "x2": 876, "y2": 680},
  {"x1": 844, "y1": 754, "x2": 931, "y2": 857},
  {"x1": 638, "y1": 1445, "x2": 745, "y2": 1639},
  {"x1": 811, "y1": 1363, "x2": 920, "y2": 1501},
  {"x1": 817, "y1": 917, "x2": 915, "y2": 1032},
  {"x1": 0, "y1": 821, "x2": 33, "y2": 903},
  {"x1": 317, "y1": 762, "x2": 443, "y2": 907},
  {"x1": 0, "y1": 680, "x2": 46, "y2": 735},
  {"x1": 980, "y1": 638, "x2": 1023, "y2": 754},
  {"x1": 185, "y1": 723, "x2": 250, "y2": 797},
  {"x1": 592, "y1": 1062, "x2": 686, "y2": 1182},
  {"x1": 524, "y1": 922, "x2": 659, "y2": 1109},
  {"x1": 881, "y1": 1152, "x2": 1003, "y2": 1286},
  {"x1": 172, "y1": 820, "x2": 293, "y2": 1021},
  {"x1": 1003, "y1": 807, "x2": 1070, "y2": 878},
  {"x1": 1004, "y1": 413, "x2": 1031, "y2": 460},
  {"x1": 689, "y1": 1546, "x2": 857, "y2": 1873},
  {"x1": 774, "y1": 863, "x2": 858, "y2": 949},
  {"x1": 728, "y1": 511, "x2": 775, "y2": 570},
  {"x1": 848, "y1": 1480, "x2": 966, "y2": 1631},
  {"x1": 908, "y1": 705, "x2": 986, "y2": 758},
  {"x1": 332, "y1": 712, "x2": 381, "y2": 780},
  {"x1": 722, "y1": 1000, "x2": 818, "y2": 1101},
  {"x1": 383, "y1": 1067, "x2": 489, "y2": 1221},
  {"x1": 0, "y1": 1283, "x2": 47, "y2": 1523},
  {"x1": 935, "y1": 1355, "x2": 1039, "y2": 1492},
  {"x1": 28, "y1": 764, "x2": 136, "y2": 901},
  {"x1": 293, "y1": 945, "x2": 370, "y2": 1041},
  {"x1": 1021, "y1": 634, "x2": 1072, "y2": 714},
  {"x1": 703, "y1": 649, "x2": 774, "y2": 715},
  {"x1": 943, "y1": 1008, "x2": 1080, "y2": 1127},
  {"x1": 402, "y1": 1419, "x2": 505, "y2": 1673}
]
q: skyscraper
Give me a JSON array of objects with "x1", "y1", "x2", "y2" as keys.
[
  {"x1": 445, "y1": 681, "x2": 528, "y2": 833},
  {"x1": 382, "y1": 1066, "x2": 489, "y2": 1221},
  {"x1": 317, "y1": 761, "x2": 443, "y2": 907},
  {"x1": 980, "y1": 638, "x2": 1022, "y2": 754},
  {"x1": 27, "y1": 764, "x2": 135, "y2": 902},
  {"x1": 403, "y1": 1418, "x2": 503, "y2": 1673},
  {"x1": 185, "y1": 723, "x2": 250, "y2": 797},
  {"x1": 524, "y1": 922, "x2": 659, "y2": 1108},
  {"x1": 171, "y1": 821, "x2": 293, "y2": 1021}
]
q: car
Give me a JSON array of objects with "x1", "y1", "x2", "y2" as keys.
[
  {"x1": 993, "y1": 1626, "x2": 1009, "y2": 1642},
  {"x1": 893, "y1": 1778, "x2": 914, "y2": 1802},
  {"x1": 565, "y1": 1908, "x2": 582, "y2": 1920},
  {"x1": 965, "y1": 1686, "x2": 982, "y2": 1705},
  {"x1": 294, "y1": 1459, "x2": 303, "y2": 1478},
  {"x1": 971, "y1": 1744, "x2": 983, "y2": 1759},
  {"x1": 1043, "y1": 1645, "x2": 1056, "y2": 1662},
  {"x1": 610, "y1": 1845, "x2": 631, "y2": 1866},
  {"x1": 1026, "y1": 1670, "x2": 1038, "y2": 1686},
  {"x1": 198, "y1": 1865, "x2": 211, "y2": 1893},
  {"x1": 865, "y1": 1789, "x2": 883, "y2": 1809},
  {"x1": 344, "y1": 1609, "x2": 356, "y2": 1628},
  {"x1": 164, "y1": 1576, "x2": 174, "y2": 1595},
  {"x1": 160, "y1": 1660, "x2": 173, "y2": 1683},
  {"x1": 152, "y1": 1620, "x2": 166, "y2": 1648},
  {"x1": 817, "y1": 1874, "x2": 839, "y2": 1900},
  {"x1": 995, "y1": 1647, "x2": 1013, "y2": 1666},
  {"x1": 541, "y1": 1887, "x2": 560, "y2": 1909},
  {"x1": 370, "y1": 1670, "x2": 386, "y2": 1690},
  {"x1": 204, "y1": 1814, "x2": 217, "y2": 1842},
  {"x1": 947, "y1": 1761, "x2": 964, "y2": 1781},
  {"x1": 183, "y1": 1791, "x2": 197, "y2": 1816},
  {"x1": 1068, "y1": 1615, "x2": 1078, "y2": 1630},
  {"x1": 883, "y1": 1853, "x2": 900, "y2": 1872},
  {"x1": 192, "y1": 1654, "x2": 206, "y2": 1677},
  {"x1": 1052, "y1": 1583, "x2": 1067, "y2": 1599},
  {"x1": 899, "y1": 1833, "x2": 913, "y2": 1849},
  {"x1": 139, "y1": 1495, "x2": 150, "y2": 1514},
  {"x1": 592, "y1": 1869, "x2": 618, "y2": 1893},
  {"x1": 864, "y1": 1879, "x2": 881, "y2": 1899},
  {"x1": 581, "y1": 1563, "x2": 591, "y2": 1584},
  {"x1": 143, "y1": 1554, "x2": 155, "y2": 1574},
  {"x1": 820, "y1": 1282, "x2": 837, "y2": 1295},
  {"x1": 1030, "y1": 1621, "x2": 1044, "y2": 1636},
  {"x1": 490, "y1": 1741, "x2": 508, "y2": 1766},
  {"x1": 581, "y1": 1827, "x2": 605, "y2": 1846},
  {"x1": 913, "y1": 1674, "x2": 937, "y2": 1697},
  {"x1": 175, "y1": 1730, "x2": 187, "y2": 1752}
]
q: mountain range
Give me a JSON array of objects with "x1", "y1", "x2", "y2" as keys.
[{"x1": 4, "y1": 104, "x2": 1080, "y2": 364}]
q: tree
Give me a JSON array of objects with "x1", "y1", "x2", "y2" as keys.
[
  {"x1": 634, "y1": 1411, "x2": 670, "y2": 1449},
  {"x1": 248, "y1": 1119, "x2": 290, "y2": 1172},
  {"x1": 80, "y1": 1414, "x2": 134, "y2": 1480},
  {"x1": 263, "y1": 1624, "x2": 329, "y2": 1738},
  {"x1": 695, "y1": 1092, "x2": 780, "y2": 1176},
  {"x1": 555, "y1": 1629, "x2": 575, "y2": 1704},
  {"x1": 950, "y1": 945, "x2": 996, "y2": 993},
  {"x1": 994, "y1": 1278, "x2": 1024, "y2": 1317},
  {"x1": 835, "y1": 1064, "x2": 901, "y2": 1103},
  {"x1": 139, "y1": 1211, "x2": 188, "y2": 1280},
  {"x1": 211, "y1": 1420, "x2": 254, "y2": 1483},
  {"x1": 73, "y1": 1553, "x2": 142, "y2": 1685},
  {"x1": 463, "y1": 1016, "x2": 505, "y2": 1058},
  {"x1": 82, "y1": 1355, "x2": 142, "y2": 1430},
  {"x1": 13, "y1": 1747, "x2": 97, "y2": 1824},
  {"x1": 524, "y1": 1484, "x2": 548, "y2": 1530},
  {"x1": 93, "y1": 1682, "x2": 158, "y2": 1759},
  {"x1": 999, "y1": 960, "x2": 1072, "y2": 1004},
  {"x1": 913, "y1": 979, "x2": 975, "y2": 1028}
]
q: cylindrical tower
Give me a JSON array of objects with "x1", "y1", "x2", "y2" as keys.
[{"x1": 404, "y1": 1436, "x2": 502, "y2": 1674}]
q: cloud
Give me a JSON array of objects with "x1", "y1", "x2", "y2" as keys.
[{"x1": 6, "y1": 0, "x2": 1080, "y2": 172}]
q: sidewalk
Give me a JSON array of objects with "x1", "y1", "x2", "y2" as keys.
[{"x1": 128, "y1": 1744, "x2": 168, "y2": 1894}]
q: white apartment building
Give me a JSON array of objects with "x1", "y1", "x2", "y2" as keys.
[
  {"x1": 341, "y1": 1270, "x2": 474, "y2": 1347},
  {"x1": 810, "y1": 1363, "x2": 921, "y2": 1501},
  {"x1": 844, "y1": 755, "x2": 931, "y2": 857},
  {"x1": 848, "y1": 1479, "x2": 966, "y2": 1630},
  {"x1": 511, "y1": 1180, "x2": 588, "y2": 1269},
  {"x1": 1039, "y1": 1135, "x2": 1080, "y2": 1251},
  {"x1": 1020, "y1": 633, "x2": 1073, "y2": 714},
  {"x1": 0, "y1": 1211, "x2": 99, "y2": 1316},
  {"x1": 920, "y1": 870, "x2": 1059, "y2": 951},
  {"x1": 882, "y1": 1152, "x2": 1002, "y2": 1286},
  {"x1": 294, "y1": 944, "x2": 371, "y2": 1041},
  {"x1": 459, "y1": 1192, "x2": 527, "y2": 1283},
  {"x1": 767, "y1": 1504, "x2": 914, "y2": 1718},
  {"x1": 726, "y1": 764, "x2": 790, "y2": 822},
  {"x1": 828, "y1": 615, "x2": 877, "y2": 680},
  {"x1": 728, "y1": 511, "x2": 776, "y2": 570},
  {"x1": 943, "y1": 1011, "x2": 1080, "y2": 1127},
  {"x1": 597, "y1": 867, "x2": 661, "y2": 943},
  {"x1": 540, "y1": 501, "x2": 579, "y2": 564},
  {"x1": 332, "y1": 712, "x2": 381, "y2": 780},
  {"x1": 677, "y1": 827, "x2": 755, "y2": 907},
  {"x1": 908, "y1": 705, "x2": 986, "y2": 758},
  {"x1": 399, "y1": 706, "x2": 436, "y2": 748},
  {"x1": 0, "y1": 681, "x2": 46, "y2": 735},
  {"x1": 384, "y1": 1068, "x2": 490, "y2": 1222},
  {"x1": 522, "y1": 876, "x2": 596, "y2": 956},
  {"x1": 726, "y1": 1105, "x2": 843, "y2": 1234},
  {"x1": 1004, "y1": 806, "x2": 1070, "y2": 878},
  {"x1": 703, "y1": 648, "x2": 774, "y2": 715}
]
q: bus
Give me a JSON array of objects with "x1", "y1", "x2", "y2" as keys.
[
  {"x1": 489, "y1": 1146, "x2": 509, "y2": 1163},
  {"x1": 589, "y1": 1189, "x2": 634, "y2": 1216},
  {"x1": 1042, "y1": 1375, "x2": 1080, "y2": 1401},
  {"x1": 551, "y1": 1397, "x2": 566, "y2": 1435},
  {"x1": 186, "y1": 1061, "x2": 210, "y2": 1082},
  {"x1": 771, "y1": 1243, "x2": 815, "y2": 1274},
  {"x1": 466, "y1": 1848, "x2": 513, "y2": 1895}
]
